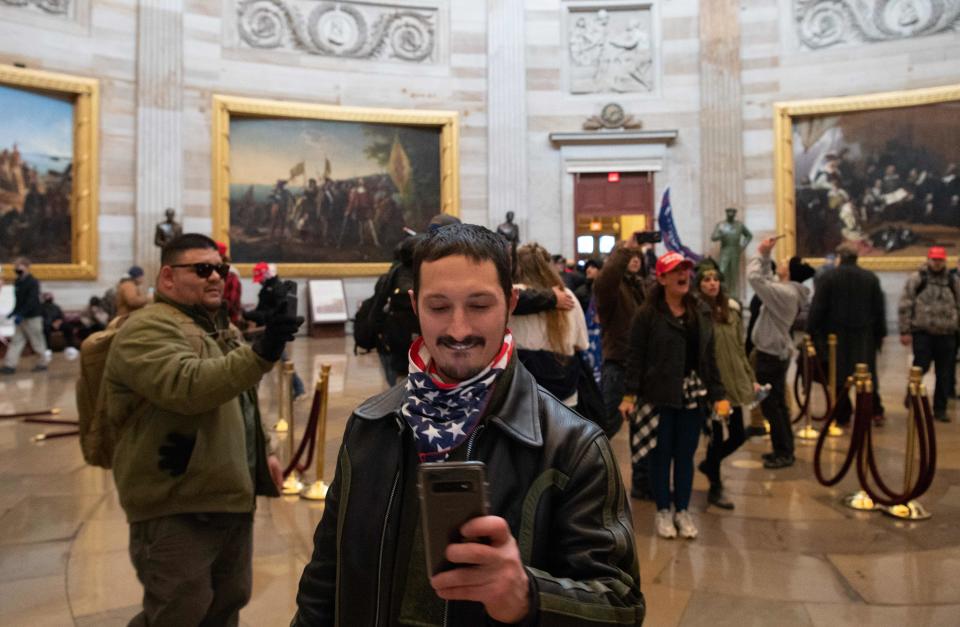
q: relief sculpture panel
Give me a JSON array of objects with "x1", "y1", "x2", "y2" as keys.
[
  {"x1": 235, "y1": 0, "x2": 438, "y2": 63},
  {"x1": 0, "y1": 0, "x2": 70, "y2": 17},
  {"x1": 795, "y1": 0, "x2": 960, "y2": 49},
  {"x1": 567, "y1": 5, "x2": 655, "y2": 95}
]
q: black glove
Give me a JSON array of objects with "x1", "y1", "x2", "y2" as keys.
[
  {"x1": 158, "y1": 432, "x2": 196, "y2": 477},
  {"x1": 242, "y1": 309, "x2": 266, "y2": 325},
  {"x1": 252, "y1": 308, "x2": 304, "y2": 362}
]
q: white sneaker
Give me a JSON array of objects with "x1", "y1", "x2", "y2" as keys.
[
  {"x1": 655, "y1": 509, "x2": 677, "y2": 539},
  {"x1": 64, "y1": 347, "x2": 79, "y2": 361},
  {"x1": 675, "y1": 510, "x2": 698, "y2": 539}
]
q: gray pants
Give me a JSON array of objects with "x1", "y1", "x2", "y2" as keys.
[
  {"x1": 3, "y1": 316, "x2": 49, "y2": 369},
  {"x1": 128, "y1": 512, "x2": 253, "y2": 627}
]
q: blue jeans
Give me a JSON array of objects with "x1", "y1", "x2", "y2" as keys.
[{"x1": 651, "y1": 406, "x2": 703, "y2": 511}]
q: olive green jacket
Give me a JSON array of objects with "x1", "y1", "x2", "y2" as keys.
[
  {"x1": 712, "y1": 299, "x2": 757, "y2": 407},
  {"x1": 104, "y1": 296, "x2": 277, "y2": 523}
]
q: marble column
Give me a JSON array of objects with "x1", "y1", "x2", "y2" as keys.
[
  {"x1": 699, "y1": 0, "x2": 745, "y2": 290},
  {"x1": 135, "y1": 0, "x2": 184, "y2": 276},
  {"x1": 486, "y1": 0, "x2": 528, "y2": 235}
]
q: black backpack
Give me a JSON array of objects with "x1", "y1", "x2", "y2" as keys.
[{"x1": 352, "y1": 295, "x2": 380, "y2": 353}]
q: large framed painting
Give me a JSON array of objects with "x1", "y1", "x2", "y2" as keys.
[
  {"x1": 0, "y1": 65, "x2": 99, "y2": 280},
  {"x1": 775, "y1": 85, "x2": 960, "y2": 270},
  {"x1": 211, "y1": 95, "x2": 459, "y2": 277}
]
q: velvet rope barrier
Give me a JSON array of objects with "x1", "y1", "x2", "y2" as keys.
[
  {"x1": 22, "y1": 418, "x2": 79, "y2": 426},
  {"x1": 283, "y1": 382, "x2": 324, "y2": 478},
  {"x1": 793, "y1": 337, "x2": 833, "y2": 425},
  {"x1": 812, "y1": 364, "x2": 937, "y2": 515},
  {"x1": 0, "y1": 408, "x2": 61, "y2": 420}
]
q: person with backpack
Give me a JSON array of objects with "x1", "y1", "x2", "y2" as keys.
[
  {"x1": 898, "y1": 246, "x2": 960, "y2": 422},
  {"x1": 365, "y1": 236, "x2": 420, "y2": 385},
  {"x1": 808, "y1": 243, "x2": 886, "y2": 426},
  {"x1": 101, "y1": 233, "x2": 302, "y2": 626}
]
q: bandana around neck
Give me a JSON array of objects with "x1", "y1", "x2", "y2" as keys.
[{"x1": 402, "y1": 332, "x2": 514, "y2": 462}]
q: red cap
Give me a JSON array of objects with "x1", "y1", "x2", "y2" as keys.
[
  {"x1": 656, "y1": 251, "x2": 694, "y2": 277},
  {"x1": 252, "y1": 261, "x2": 270, "y2": 284},
  {"x1": 216, "y1": 241, "x2": 228, "y2": 257},
  {"x1": 928, "y1": 246, "x2": 947, "y2": 260}
]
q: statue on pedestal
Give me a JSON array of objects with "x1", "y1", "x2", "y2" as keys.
[
  {"x1": 710, "y1": 207, "x2": 752, "y2": 296},
  {"x1": 497, "y1": 211, "x2": 520, "y2": 255},
  {"x1": 154, "y1": 208, "x2": 183, "y2": 249}
]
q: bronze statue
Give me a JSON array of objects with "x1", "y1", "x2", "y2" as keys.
[
  {"x1": 710, "y1": 207, "x2": 752, "y2": 296},
  {"x1": 497, "y1": 211, "x2": 520, "y2": 249},
  {"x1": 154, "y1": 208, "x2": 183, "y2": 248}
]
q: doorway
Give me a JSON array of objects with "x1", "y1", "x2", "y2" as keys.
[{"x1": 573, "y1": 171, "x2": 655, "y2": 261}]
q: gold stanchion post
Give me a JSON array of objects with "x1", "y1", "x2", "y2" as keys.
[
  {"x1": 302, "y1": 364, "x2": 332, "y2": 501},
  {"x1": 281, "y1": 361, "x2": 304, "y2": 495},
  {"x1": 883, "y1": 366, "x2": 932, "y2": 520},
  {"x1": 274, "y1": 361, "x2": 290, "y2": 433},
  {"x1": 843, "y1": 363, "x2": 876, "y2": 511},
  {"x1": 796, "y1": 337, "x2": 820, "y2": 440},
  {"x1": 827, "y1": 334, "x2": 843, "y2": 437}
]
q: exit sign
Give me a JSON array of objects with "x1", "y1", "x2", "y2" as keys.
[{"x1": 608, "y1": 172, "x2": 620, "y2": 182}]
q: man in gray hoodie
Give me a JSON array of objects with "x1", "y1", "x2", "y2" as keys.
[{"x1": 747, "y1": 237, "x2": 811, "y2": 469}]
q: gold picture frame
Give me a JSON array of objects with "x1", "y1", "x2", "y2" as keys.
[
  {"x1": 211, "y1": 95, "x2": 460, "y2": 277},
  {"x1": 774, "y1": 84, "x2": 960, "y2": 271},
  {"x1": 0, "y1": 65, "x2": 99, "y2": 280}
]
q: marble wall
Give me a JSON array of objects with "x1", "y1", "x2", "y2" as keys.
[{"x1": 1, "y1": 0, "x2": 959, "y2": 314}]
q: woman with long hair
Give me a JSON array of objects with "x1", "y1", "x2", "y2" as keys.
[
  {"x1": 509, "y1": 243, "x2": 588, "y2": 406},
  {"x1": 694, "y1": 260, "x2": 759, "y2": 509},
  {"x1": 620, "y1": 252, "x2": 725, "y2": 539}
]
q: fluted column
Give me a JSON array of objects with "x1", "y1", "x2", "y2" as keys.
[
  {"x1": 486, "y1": 0, "x2": 528, "y2": 232},
  {"x1": 135, "y1": 0, "x2": 184, "y2": 276}
]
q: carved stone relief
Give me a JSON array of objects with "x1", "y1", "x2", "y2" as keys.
[
  {"x1": 0, "y1": 0, "x2": 70, "y2": 17},
  {"x1": 235, "y1": 0, "x2": 437, "y2": 63},
  {"x1": 567, "y1": 5, "x2": 655, "y2": 95},
  {"x1": 795, "y1": 0, "x2": 960, "y2": 49}
]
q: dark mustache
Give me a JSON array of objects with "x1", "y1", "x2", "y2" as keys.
[{"x1": 438, "y1": 335, "x2": 485, "y2": 348}]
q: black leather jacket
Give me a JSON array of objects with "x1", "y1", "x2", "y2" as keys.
[{"x1": 293, "y1": 360, "x2": 645, "y2": 626}]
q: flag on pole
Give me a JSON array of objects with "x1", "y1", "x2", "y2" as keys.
[
  {"x1": 289, "y1": 161, "x2": 305, "y2": 180},
  {"x1": 657, "y1": 188, "x2": 701, "y2": 261},
  {"x1": 388, "y1": 135, "x2": 412, "y2": 194}
]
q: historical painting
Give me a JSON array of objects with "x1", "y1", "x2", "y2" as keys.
[
  {"x1": 212, "y1": 95, "x2": 459, "y2": 277},
  {"x1": 0, "y1": 66, "x2": 98, "y2": 280},
  {"x1": 566, "y1": 4, "x2": 655, "y2": 95},
  {"x1": 775, "y1": 85, "x2": 960, "y2": 270}
]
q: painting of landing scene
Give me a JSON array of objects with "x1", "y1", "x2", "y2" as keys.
[
  {"x1": 227, "y1": 117, "x2": 441, "y2": 265},
  {"x1": 790, "y1": 96, "x2": 960, "y2": 267},
  {"x1": 0, "y1": 84, "x2": 73, "y2": 264}
]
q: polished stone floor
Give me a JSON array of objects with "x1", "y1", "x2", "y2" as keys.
[{"x1": 1, "y1": 337, "x2": 958, "y2": 626}]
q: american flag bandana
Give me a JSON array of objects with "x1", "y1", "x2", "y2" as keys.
[{"x1": 402, "y1": 332, "x2": 515, "y2": 462}]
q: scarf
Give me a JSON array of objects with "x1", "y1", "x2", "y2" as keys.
[{"x1": 402, "y1": 332, "x2": 514, "y2": 462}]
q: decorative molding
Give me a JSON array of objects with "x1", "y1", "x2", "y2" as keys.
[
  {"x1": 795, "y1": 0, "x2": 960, "y2": 50},
  {"x1": 235, "y1": 0, "x2": 438, "y2": 63},
  {"x1": 566, "y1": 4, "x2": 655, "y2": 94},
  {"x1": 549, "y1": 130, "x2": 678, "y2": 146},
  {"x1": 583, "y1": 102, "x2": 643, "y2": 130},
  {"x1": 0, "y1": 0, "x2": 69, "y2": 16}
]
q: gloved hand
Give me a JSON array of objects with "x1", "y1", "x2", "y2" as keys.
[
  {"x1": 252, "y1": 308, "x2": 304, "y2": 362},
  {"x1": 158, "y1": 432, "x2": 196, "y2": 477}
]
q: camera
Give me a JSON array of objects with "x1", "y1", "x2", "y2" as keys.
[{"x1": 633, "y1": 230, "x2": 662, "y2": 245}]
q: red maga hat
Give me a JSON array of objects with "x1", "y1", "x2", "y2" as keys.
[
  {"x1": 928, "y1": 246, "x2": 947, "y2": 260},
  {"x1": 656, "y1": 251, "x2": 694, "y2": 277}
]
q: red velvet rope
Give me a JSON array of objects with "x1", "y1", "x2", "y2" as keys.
[
  {"x1": 282, "y1": 386, "x2": 324, "y2": 478},
  {"x1": 792, "y1": 348, "x2": 832, "y2": 424}
]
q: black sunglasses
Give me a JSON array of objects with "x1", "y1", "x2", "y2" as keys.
[{"x1": 170, "y1": 262, "x2": 230, "y2": 279}]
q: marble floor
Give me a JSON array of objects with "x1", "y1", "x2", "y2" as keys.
[{"x1": 1, "y1": 336, "x2": 959, "y2": 626}]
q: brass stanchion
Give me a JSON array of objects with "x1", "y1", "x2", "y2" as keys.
[
  {"x1": 280, "y1": 361, "x2": 303, "y2": 495},
  {"x1": 826, "y1": 334, "x2": 843, "y2": 437},
  {"x1": 302, "y1": 365, "x2": 332, "y2": 501},
  {"x1": 274, "y1": 361, "x2": 290, "y2": 433},
  {"x1": 843, "y1": 364, "x2": 876, "y2": 511},
  {"x1": 796, "y1": 337, "x2": 820, "y2": 440},
  {"x1": 883, "y1": 366, "x2": 932, "y2": 520}
]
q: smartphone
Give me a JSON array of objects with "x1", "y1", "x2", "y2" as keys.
[
  {"x1": 279, "y1": 279, "x2": 298, "y2": 316},
  {"x1": 417, "y1": 461, "x2": 490, "y2": 577}
]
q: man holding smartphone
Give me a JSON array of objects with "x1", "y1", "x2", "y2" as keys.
[{"x1": 294, "y1": 223, "x2": 644, "y2": 625}]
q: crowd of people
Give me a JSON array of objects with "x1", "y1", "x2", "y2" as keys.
[{"x1": 6, "y1": 215, "x2": 960, "y2": 624}]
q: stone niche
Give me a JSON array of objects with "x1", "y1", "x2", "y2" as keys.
[
  {"x1": 232, "y1": 0, "x2": 440, "y2": 64},
  {"x1": 565, "y1": 2, "x2": 656, "y2": 95},
  {"x1": 795, "y1": 0, "x2": 960, "y2": 50}
]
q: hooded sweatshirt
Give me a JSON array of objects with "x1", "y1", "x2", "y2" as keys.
[{"x1": 747, "y1": 252, "x2": 810, "y2": 360}]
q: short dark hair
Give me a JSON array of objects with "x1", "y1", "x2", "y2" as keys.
[
  {"x1": 161, "y1": 233, "x2": 219, "y2": 266},
  {"x1": 413, "y1": 223, "x2": 512, "y2": 303},
  {"x1": 835, "y1": 242, "x2": 858, "y2": 263}
]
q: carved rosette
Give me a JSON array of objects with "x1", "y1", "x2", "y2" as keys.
[
  {"x1": 795, "y1": 0, "x2": 960, "y2": 49},
  {"x1": 0, "y1": 0, "x2": 70, "y2": 15},
  {"x1": 236, "y1": 0, "x2": 436, "y2": 63}
]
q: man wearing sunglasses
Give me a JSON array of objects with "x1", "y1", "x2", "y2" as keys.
[{"x1": 103, "y1": 233, "x2": 303, "y2": 626}]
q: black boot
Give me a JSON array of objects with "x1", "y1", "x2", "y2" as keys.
[{"x1": 707, "y1": 483, "x2": 734, "y2": 510}]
